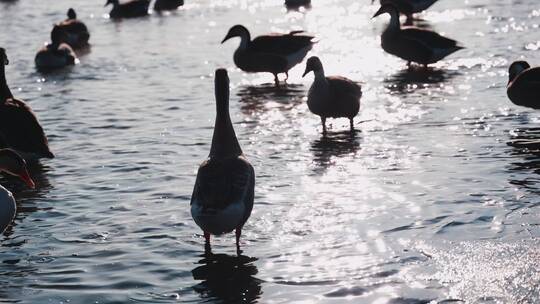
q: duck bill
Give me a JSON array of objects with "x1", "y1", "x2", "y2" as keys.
[
  {"x1": 372, "y1": 7, "x2": 385, "y2": 18},
  {"x1": 19, "y1": 169, "x2": 35, "y2": 189}
]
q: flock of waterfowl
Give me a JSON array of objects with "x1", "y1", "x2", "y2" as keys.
[{"x1": 1, "y1": 0, "x2": 539, "y2": 254}]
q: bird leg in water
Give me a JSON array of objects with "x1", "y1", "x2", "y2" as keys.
[
  {"x1": 321, "y1": 117, "x2": 327, "y2": 135},
  {"x1": 349, "y1": 118, "x2": 354, "y2": 131},
  {"x1": 273, "y1": 74, "x2": 280, "y2": 87},
  {"x1": 404, "y1": 14, "x2": 414, "y2": 26},
  {"x1": 235, "y1": 228, "x2": 242, "y2": 254},
  {"x1": 284, "y1": 72, "x2": 289, "y2": 82},
  {"x1": 204, "y1": 231, "x2": 210, "y2": 243}
]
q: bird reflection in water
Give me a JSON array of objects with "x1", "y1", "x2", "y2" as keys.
[
  {"x1": 192, "y1": 244, "x2": 262, "y2": 303},
  {"x1": 236, "y1": 83, "x2": 305, "y2": 114},
  {"x1": 311, "y1": 130, "x2": 361, "y2": 171},
  {"x1": 384, "y1": 67, "x2": 458, "y2": 94},
  {"x1": 507, "y1": 127, "x2": 540, "y2": 193}
]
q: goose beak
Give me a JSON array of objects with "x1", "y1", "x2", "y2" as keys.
[
  {"x1": 302, "y1": 66, "x2": 311, "y2": 77},
  {"x1": 372, "y1": 6, "x2": 385, "y2": 18},
  {"x1": 221, "y1": 33, "x2": 232, "y2": 44},
  {"x1": 19, "y1": 169, "x2": 35, "y2": 189}
]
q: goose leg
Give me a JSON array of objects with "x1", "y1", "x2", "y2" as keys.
[
  {"x1": 404, "y1": 14, "x2": 413, "y2": 26},
  {"x1": 204, "y1": 231, "x2": 211, "y2": 243},
  {"x1": 407, "y1": 61, "x2": 412, "y2": 69},
  {"x1": 235, "y1": 228, "x2": 242, "y2": 254},
  {"x1": 349, "y1": 117, "x2": 354, "y2": 131},
  {"x1": 321, "y1": 117, "x2": 327, "y2": 135},
  {"x1": 285, "y1": 72, "x2": 289, "y2": 82},
  {"x1": 273, "y1": 74, "x2": 280, "y2": 87}
]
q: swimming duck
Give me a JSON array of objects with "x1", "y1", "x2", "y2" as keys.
[
  {"x1": 191, "y1": 69, "x2": 255, "y2": 253},
  {"x1": 373, "y1": 0, "x2": 438, "y2": 24},
  {"x1": 57, "y1": 8, "x2": 90, "y2": 49},
  {"x1": 302, "y1": 56, "x2": 362, "y2": 134},
  {"x1": 507, "y1": 61, "x2": 540, "y2": 109},
  {"x1": 373, "y1": 4, "x2": 463, "y2": 68},
  {"x1": 0, "y1": 149, "x2": 35, "y2": 234},
  {"x1": 35, "y1": 25, "x2": 77, "y2": 70},
  {"x1": 221, "y1": 25, "x2": 315, "y2": 86},
  {"x1": 105, "y1": 0, "x2": 150, "y2": 18},
  {"x1": 1, "y1": 48, "x2": 54, "y2": 160},
  {"x1": 153, "y1": 0, "x2": 183, "y2": 11}
]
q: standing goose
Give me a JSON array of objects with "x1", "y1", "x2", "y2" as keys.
[
  {"x1": 221, "y1": 25, "x2": 315, "y2": 86},
  {"x1": 35, "y1": 25, "x2": 77, "y2": 70},
  {"x1": 57, "y1": 8, "x2": 90, "y2": 49},
  {"x1": 105, "y1": 0, "x2": 150, "y2": 19},
  {"x1": 373, "y1": 4, "x2": 463, "y2": 68},
  {"x1": 0, "y1": 149, "x2": 35, "y2": 234},
  {"x1": 191, "y1": 69, "x2": 255, "y2": 253},
  {"x1": 507, "y1": 61, "x2": 540, "y2": 109},
  {"x1": 153, "y1": 0, "x2": 183, "y2": 11},
  {"x1": 302, "y1": 56, "x2": 362, "y2": 134},
  {"x1": 373, "y1": 0, "x2": 438, "y2": 24},
  {"x1": 1, "y1": 48, "x2": 55, "y2": 160}
]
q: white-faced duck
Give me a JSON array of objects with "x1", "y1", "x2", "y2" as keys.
[
  {"x1": 191, "y1": 69, "x2": 255, "y2": 253},
  {"x1": 0, "y1": 149, "x2": 35, "y2": 234},
  {"x1": 373, "y1": 4, "x2": 463, "y2": 68},
  {"x1": 222, "y1": 25, "x2": 315, "y2": 86},
  {"x1": 1, "y1": 48, "x2": 55, "y2": 160},
  {"x1": 56, "y1": 8, "x2": 90, "y2": 49},
  {"x1": 507, "y1": 61, "x2": 540, "y2": 109},
  {"x1": 302, "y1": 56, "x2": 362, "y2": 134},
  {"x1": 35, "y1": 25, "x2": 77, "y2": 70},
  {"x1": 105, "y1": 0, "x2": 150, "y2": 19}
]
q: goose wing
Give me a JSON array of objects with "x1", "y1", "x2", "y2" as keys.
[
  {"x1": 191, "y1": 156, "x2": 255, "y2": 212},
  {"x1": 326, "y1": 76, "x2": 362, "y2": 117},
  {"x1": 515, "y1": 67, "x2": 540, "y2": 84},
  {"x1": 401, "y1": 28, "x2": 460, "y2": 49},
  {"x1": 0, "y1": 99, "x2": 53, "y2": 157},
  {"x1": 250, "y1": 32, "x2": 314, "y2": 57}
]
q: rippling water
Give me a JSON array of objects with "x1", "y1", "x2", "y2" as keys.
[{"x1": 1, "y1": 0, "x2": 540, "y2": 303}]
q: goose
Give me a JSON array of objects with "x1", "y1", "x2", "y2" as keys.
[
  {"x1": 105, "y1": 0, "x2": 150, "y2": 19},
  {"x1": 221, "y1": 25, "x2": 315, "y2": 86},
  {"x1": 35, "y1": 25, "x2": 77, "y2": 70},
  {"x1": 373, "y1": 4, "x2": 463, "y2": 68},
  {"x1": 302, "y1": 56, "x2": 362, "y2": 134},
  {"x1": 1, "y1": 48, "x2": 54, "y2": 160},
  {"x1": 285, "y1": 0, "x2": 311, "y2": 8},
  {"x1": 191, "y1": 69, "x2": 255, "y2": 253},
  {"x1": 153, "y1": 0, "x2": 183, "y2": 11},
  {"x1": 0, "y1": 149, "x2": 35, "y2": 234},
  {"x1": 507, "y1": 61, "x2": 540, "y2": 109},
  {"x1": 57, "y1": 8, "x2": 90, "y2": 49},
  {"x1": 372, "y1": 0, "x2": 438, "y2": 24}
]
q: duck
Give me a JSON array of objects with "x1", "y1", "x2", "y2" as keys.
[
  {"x1": 0, "y1": 149, "x2": 35, "y2": 234},
  {"x1": 56, "y1": 8, "x2": 90, "y2": 49},
  {"x1": 153, "y1": 0, "x2": 183, "y2": 11},
  {"x1": 105, "y1": 0, "x2": 150, "y2": 19},
  {"x1": 221, "y1": 25, "x2": 315, "y2": 86},
  {"x1": 372, "y1": 0, "x2": 438, "y2": 24},
  {"x1": 302, "y1": 56, "x2": 362, "y2": 134},
  {"x1": 507, "y1": 61, "x2": 540, "y2": 109},
  {"x1": 372, "y1": 4, "x2": 463, "y2": 68},
  {"x1": 191, "y1": 69, "x2": 255, "y2": 253},
  {"x1": 1, "y1": 48, "x2": 55, "y2": 160},
  {"x1": 35, "y1": 25, "x2": 77, "y2": 70}
]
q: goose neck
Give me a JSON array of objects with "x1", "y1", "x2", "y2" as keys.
[
  {"x1": 0, "y1": 64, "x2": 12, "y2": 103},
  {"x1": 209, "y1": 84, "x2": 242, "y2": 159}
]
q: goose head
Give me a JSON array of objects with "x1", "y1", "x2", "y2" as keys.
[
  {"x1": 508, "y1": 61, "x2": 530, "y2": 83},
  {"x1": 372, "y1": 3, "x2": 399, "y2": 19},
  {"x1": 0, "y1": 149, "x2": 35, "y2": 188},
  {"x1": 67, "y1": 8, "x2": 77, "y2": 20},
  {"x1": 0, "y1": 48, "x2": 8, "y2": 66},
  {"x1": 221, "y1": 25, "x2": 251, "y2": 44},
  {"x1": 302, "y1": 56, "x2": 324, "y2": 77},
  {"x1": 105, "y1": 0, "x2": 119, "y2": 7}
]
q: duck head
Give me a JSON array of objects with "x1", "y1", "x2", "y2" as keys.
[
  {"x1": 0, "y1": 149, "x2": 35, "y2": 188},
  {"x1": 221, "y1": 25, "x2": 251, "y2": 44},
  {"x1": 0, "y1": 48, "x2": 8, "y2": 66},
  {"x1": 372, "y1": 3, "x2": 399, "y2": 18},
  {"x1": 67, "y1": 8, "x2": 77, "y2": 20},
  {"x1": 302, "y1": 56, "x2": 324, "y2": 77},
  {"x1": 105, "y1": 0, "x2": 119, "y2": 7},
  {"x1": 508, "y1": 61, "x2": 530, "y2": 83}
]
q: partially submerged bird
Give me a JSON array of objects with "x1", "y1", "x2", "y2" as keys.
[
  {"x1": 373, "y1": 4, "x2": 463, "y2": 68},
  {"x1": 105, "y1": 0, "x2": 150, "y2": 19},
  {"x1": 1, "y1": 48, "x2": 55, "y2": 160},
  {"x1": 285, "y1": 0, "x2": 311, "y2": 9},
  {"x1": 35, "y1": 25, "x2": 77, "y2": 70},
  {"x1": 56, "y1": 8, "x2": 90, "y2": 49},
  {"x1": 302, "y1": 56, "x2": 362, "y2": 134},
  {"x1": 191, "y1": 69, "x2": 255, "y2": 253},
  {"x1": 153, "y1": 0, "x2": 183, "y2": 11},
  {"x1": 507, "y1": 61, "x2": 540, "y2": 109},
  {"x1": 221, "y1": 25, "x2": 315, "y2": 86},
  {"x1": 0, "y1": 149, "x2": 35, "y2": 234},
  {"x1": 373, "y1": 0, "x2": 439, "y2": 24}
]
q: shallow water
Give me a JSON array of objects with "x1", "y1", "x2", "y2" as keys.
[{"x1": 1, "y1": 0, "x2": 540, "y2": 303}]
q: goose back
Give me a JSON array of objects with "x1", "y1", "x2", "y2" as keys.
[
  {"x1": 308, "y1": 76, "x2": 361, "y2": 118},
  {"x1": 153, "y1": 0, "x2": 184, "y2": 11},
  {"x1": 507, "y1": 67, "x2": 540, "y2": 109},
  {"x1": 109, "y1": 0, "x2": 150, "y2": 18}
]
